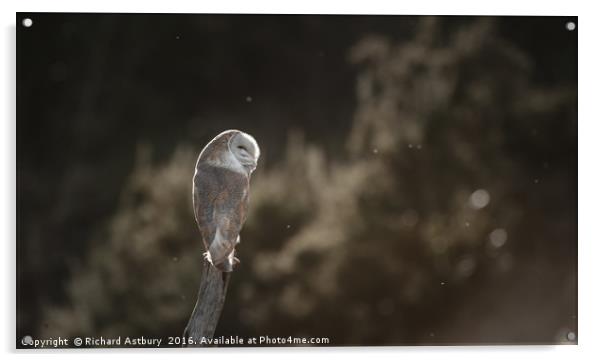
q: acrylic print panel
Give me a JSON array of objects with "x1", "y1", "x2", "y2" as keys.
[{"x1": 16, "y1": 13, "x2": 577, "y2": 348}]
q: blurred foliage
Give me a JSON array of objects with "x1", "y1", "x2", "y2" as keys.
[{"x1": 22, "y1": 16, "x2": 576, "y2": 345}]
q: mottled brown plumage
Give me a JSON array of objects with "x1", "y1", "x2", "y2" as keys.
[{"x1": 192, "y1": 130, "x2": 259, "y2": 272}]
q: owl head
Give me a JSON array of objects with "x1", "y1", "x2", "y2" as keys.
[{"x1": 199, "y1": 130, "x2": 260, "y2": 175}]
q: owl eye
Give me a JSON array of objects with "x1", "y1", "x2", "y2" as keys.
[{"x1": 237, "y1": 145, "x2": 247, "y2": 152}]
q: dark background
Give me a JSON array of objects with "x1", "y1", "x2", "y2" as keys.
[{"x1": 17, "y1": 14, "x2": 577, "y2": 346}]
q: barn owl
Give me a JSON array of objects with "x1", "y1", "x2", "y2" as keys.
[{"x1": 193, "y1": 130, "x2": 260, "y2": 272}]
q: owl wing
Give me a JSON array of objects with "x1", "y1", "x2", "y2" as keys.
[{"x1": 193, "y1": 163, "x2": 249, "y2": 268}]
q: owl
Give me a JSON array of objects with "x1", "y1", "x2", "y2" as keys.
[{"x1": 193, "y1": 130, "x2": 260, "y2": 272}]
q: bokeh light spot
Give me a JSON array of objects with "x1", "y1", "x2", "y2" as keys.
[
  {"x1": 469, "y1": 189, "x2": 490, "y2": 209},
  {"x1": 489, "y1": 228, "x2": 508, "y2": 248}
]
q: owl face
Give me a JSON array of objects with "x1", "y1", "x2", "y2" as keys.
[
  {"x1": 228, "y1": 131, "x2": 260, "y2": 173},
  {"x1": 199, "y1": 130, "x2": 260, "y2": 176}
]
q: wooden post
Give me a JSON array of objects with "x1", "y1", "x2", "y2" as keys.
[{"x1": 183, "y1": 260, "x2": 231, "y2": 345}]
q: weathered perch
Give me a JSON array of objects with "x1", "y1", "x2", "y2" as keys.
[{"x1": 183, "y1": 260, "x2": 231, "y2": 345}]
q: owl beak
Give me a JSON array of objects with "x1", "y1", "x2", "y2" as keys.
[{"x1": 242, "y1": 159, "x2": 257, "y2": 173}]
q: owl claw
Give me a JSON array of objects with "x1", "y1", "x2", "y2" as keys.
[
  {"x1": 202, "y1": 251, "x2": 239, "y2": 272},
  {"x1": 212, "y1": 254, "x2": 240, "y2": 273}
]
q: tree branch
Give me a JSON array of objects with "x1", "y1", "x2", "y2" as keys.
[{"x1": 183, "y1": 260, "x2": 230, "y2": 345}]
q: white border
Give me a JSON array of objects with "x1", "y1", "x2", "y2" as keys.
[
  {"x1": 2, "y1": 1, "x2": 600, "y2": 361},
  {"x1": 3, "y1": 0, "x2": 583, "y2": 15}
]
